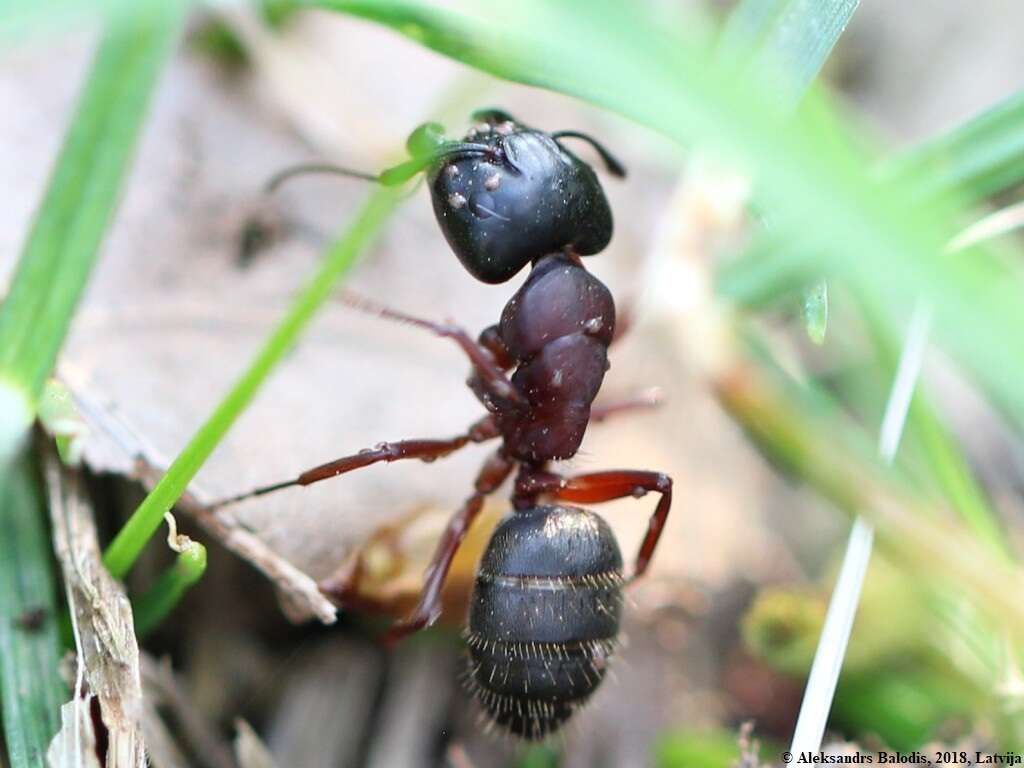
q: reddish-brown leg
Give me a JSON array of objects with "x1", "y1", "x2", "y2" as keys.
[
  {"x1": 339, "y1": 291, "x2": 523, "y2": 405},
  {"x1": 211, "y1": 415, "x2": 499, "y2": 507},
  {"x1": 515, "y1": 468, "x2": 673, "y2": 581},
  {"x1": 384, "y1": 449, "x2": 516, "y2": 644},
  {"x1": 477, "y1": 324, "x2": 514, "y2": 370}
]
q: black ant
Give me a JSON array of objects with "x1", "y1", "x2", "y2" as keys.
[{"x1": 219, "y1": 109, "x2": 673, "y2": 739}]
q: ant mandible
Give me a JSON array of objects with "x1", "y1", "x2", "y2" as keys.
[{"x1": 219, "y1": 109, "x2": 674, "y2": 739}]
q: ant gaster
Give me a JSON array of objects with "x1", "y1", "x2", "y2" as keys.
[{"x1": 225, "y1": 110, "x2": 673, "y2": 739}]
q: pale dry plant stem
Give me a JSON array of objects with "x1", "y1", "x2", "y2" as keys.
[{"x1": 789, "y1": 300, "x2": 931, "y2": 755}]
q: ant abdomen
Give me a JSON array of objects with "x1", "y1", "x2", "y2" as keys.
[{"x1": 466, "y1": 505, "x2": 624, "y2": 739}]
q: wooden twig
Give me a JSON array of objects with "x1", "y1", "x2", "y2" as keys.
[
  {"x1": 46, "y1": 451, "x2": 146, "y2": 768},
  {"x1": 69, "y1": 386, "x2": 337, "y2": 625}
]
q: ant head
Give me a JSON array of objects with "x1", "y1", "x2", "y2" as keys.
[
  {"x1": 424, "y1": 109, "x2": 625, "y2": 284},
  {"x1": 263, "y1": 109, "x2": 626, "y2": 285}
]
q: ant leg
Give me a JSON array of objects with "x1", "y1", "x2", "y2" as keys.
[
  {"x1": 211, "y1": 415, "x2": 499, "y2": 507},
  {"x1": 478, "y1": 324, "x2": 514, "y2": 371},
  {"x1": 590, "y1": 387, "x2": 663, "y2": 423},
  {"x1": 339, "y1": 291, "x2": 523, "y2": 405},
  {"x1": 516, "y1": 469, "x2": 672, "y2": 582},
  {"x1": 385, "y1": 450, "x2": 516, "y2": 644}
]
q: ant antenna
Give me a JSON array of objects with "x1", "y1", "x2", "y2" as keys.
[
  {"x1": 550, "y1": 130, "x2": 627, "y2": 178},
  {"x1": 336, "y1": 289, "x2": 446, "y2": 334},
  {"x1": 264, "y1": 143, "x2": 499, "y2": 194},
  {"x1": 264, "y1": 163, "x2": 379, "y2": 193},
  {"x1": 212, "y1": 478, "x2": 299, "y2": 507}
]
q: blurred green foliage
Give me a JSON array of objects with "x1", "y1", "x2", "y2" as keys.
[
  {"x1": 655, "y1": 730, "x2": 745, "y2": 768},
  {"x1": 744, "y1": 556, "x2": 989, "y2": 749},
  {"x1": 514, "y1": 745, "x2": 561, "y2": 768}
]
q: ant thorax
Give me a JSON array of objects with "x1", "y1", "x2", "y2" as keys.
[{"x1": 479, "y1": 252, "x2": 617, "y2": 464}]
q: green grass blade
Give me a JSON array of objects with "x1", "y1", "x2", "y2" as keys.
[
  {"x1": 719, "y1": 0, "x2": 860, "y2": 109},
  {"x1": 716, "y1": 0, "x2": 789, "y2": 58},
  {"x1": 856, "y1": 293, "x2": 1011, "y2": 559},
  {"x1": 752, "y1": 0, "x2": 859, "y2": 100},
  {"x1": 133, "y1": 542, "x2": 207, "y2": 639},
  {"x1": 0, "y1": 1, "x2": 191, "y2": 41},
  {"x1": 102, "y1": 187, "x2": 402, "y2": 579},
  {"x1": 0, "y1": 453, "x2": 66, "y2": 768},
  {"x1": 908, "y1": 392, "x2": 1009, "y2": 554},
  {"x1": 716, "y1": 333, "x2": 1024, "y2": 632},
  {"x1": 726, "y1": 86, "x2": 1024, "y2": 306},
  {"x1": 719, "y1": 0, "x2": 859, "y2": 344},
  {"x1": 887, "y1": 88, "x2": 1024, "y2": 204},
  {"x1": 723, "y1": 241, "x2": 1011, "y2": 553},
  {"x1": 0, "y1": 7, "x2": 185, "y2": 458}
]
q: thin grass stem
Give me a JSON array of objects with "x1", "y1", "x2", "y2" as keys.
[
  {"x1": 102, "y1": 186, "x2": 401, "y2": 579},
  {"x1": 789, "y1": 301, "x2": 931, "y2": 754}
]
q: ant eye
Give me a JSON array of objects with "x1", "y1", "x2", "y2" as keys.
[
  {"x1": 496, "y1": 141, "x2": 523, "y2": 175},
  {"x1": 405, "y1": 122, "x2": 446, "y2": 158}
]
